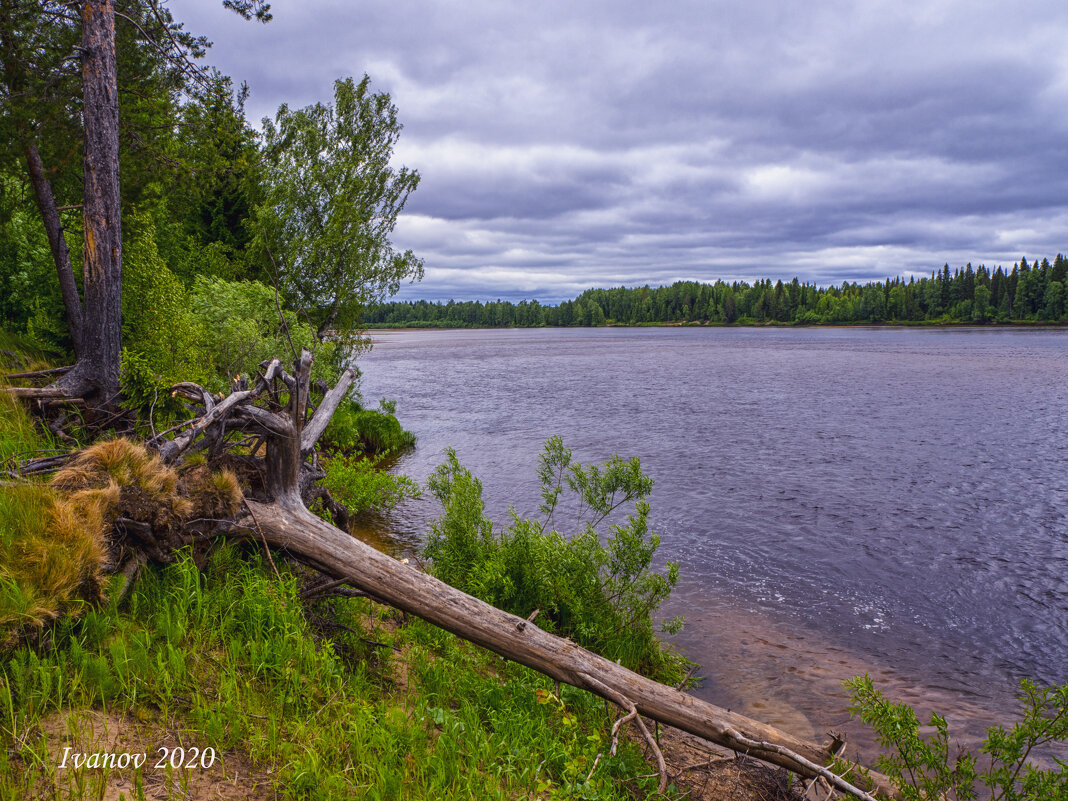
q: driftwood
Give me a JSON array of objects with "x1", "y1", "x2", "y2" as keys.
[{"x1": 8, "y1": 349, "x2": 894, "y2": 799}]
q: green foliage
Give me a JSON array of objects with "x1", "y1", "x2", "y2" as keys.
[
  {"x1": 255, "y1": 75, "x2": 424, "y2": 336},
  {"x1": 319, "y1": 451, "x2": 420, "y2": 515},
  {"x1": 322, "y1": 398, "x2": 416, "y2": 455},
  {"x1": 538, "y1": 435, "x2": 654, "y2": 529},
  {"x1": 172, "y1": 76, "x2": 260, "y2": 274},
  {"x1": 121, "y1": 210, "x2": 345, "y2": 406},
  {"x1": 121, "y1": 210, "x2": 207, "y2": 386},
  {"x1": 425, "y1": 439, "x2": 684, "y2": 681},
  {"x1": 119, "y1": 348, "x2": 185, "y2": 419},
  {"x1": 0, "y1": 178, "x2": 68, "y2": 349},
  {"x1": 847, "y1": 674, "x2": 1068, "y2": 801},
  {"x1": 0, "y1": 547, "x2": 656, "y2": 799},
  {"x1": 188, "y1": 275, "x2": 339, "y2": 388}
]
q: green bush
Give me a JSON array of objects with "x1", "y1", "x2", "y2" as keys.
[
  {"x1": 189, "y1": 275, "x2": 339, "y2": 388},
  {"x1": 320, "y1": 451, "x2": 420, "y2": 515},
  {"x1": 119, "y1": 348, "x2": 187, "y2": 419},
  {"x1": 122, "y1": 209, "x2": 208, "y2": 390},
  {"x1": 424, "y1": 437, "x2": 685, "y2": 682},
  {"x1": 322, "y1": 398, "x2": 416, "y2": 455},
  {"x1": 847, "y1": 674, "x2": 1068, "y2": 801},
  {"x1": 122, "y1": 256, "x2": 348, "y2": 409}
]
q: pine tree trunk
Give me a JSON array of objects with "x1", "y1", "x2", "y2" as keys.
[{"x1": 72, "y1": 0, "x2": 121, "y2": 403}]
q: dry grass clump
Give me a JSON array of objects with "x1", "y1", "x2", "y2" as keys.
[
  {"x1": 0, "y1": 439, "x2": 247, "y2": 648},
  {"x1": 0, "y1": 483, "x2": 107, "y2": 645},
  {"x1": 52, "y1": 439, "x2": 192, "y2": 534},
  {"x1": 180, "y1": 465, "x2": 244, "y2": 520}
]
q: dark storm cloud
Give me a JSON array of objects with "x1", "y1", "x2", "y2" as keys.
[{"x1": 179, "y1": 0, "x2": 1068, "y2": 301}]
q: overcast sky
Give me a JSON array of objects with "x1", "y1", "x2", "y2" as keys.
[{"x1": 179, "y1": 0, "x2": 1068, "y2": 302}]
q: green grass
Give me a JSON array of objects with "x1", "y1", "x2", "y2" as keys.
[
  {"x1": 0, "y1": 374, "x2": 57, "y2": 469},
  {"x1": 0, "y1": 546, "x2": 669, "y2": 800},
  {"x1": 323, "y1": 399, "x2": 417, "y2": 456}
]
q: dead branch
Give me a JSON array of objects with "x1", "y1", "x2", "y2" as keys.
[
  {"x1": 6, "y1": 452, "x2": 74, "y2": 477},
  {"x1": 3, "y1": 365, "x2": 74, "y2": 380},
  {"x1": 581, "y1": 671, "x2": 668, "y2": 792},
  {"x1": 300, "y1": 366, "x2": 355, "y2": 455},
  {"x1": 722, "y1": 727, "x2": 880, "y2": 801},
  {"x1": 3, "y1": 384, "x2": 81, "y2": 400}
]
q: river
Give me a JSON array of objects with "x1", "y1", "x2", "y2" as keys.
[{"x1": 357, "y1": 326, "x2": 1068, "y2": 757}]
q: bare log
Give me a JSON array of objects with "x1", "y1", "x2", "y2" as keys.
[
  {"x1": 238, "y1": 500, "x2": 891, "y2": 799},
  {"x1": 4, "y1": 385, "x2": 82, "y2": 400}
]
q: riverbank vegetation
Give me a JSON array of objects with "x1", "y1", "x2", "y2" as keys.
[
  {"x1": 0, "y1": 342, "x2": 681, "y2": 800},
  {"x1": 425, "y1": 438, "x2": 686, "y2": 683},
  {"x1": 365, "y1": 258, "x2": 1068, "y2": 328},
  {"x1": 0, "y1": 543, "x2": 665, "y2": 800},
  {"x1": 846, "y1": 676, "x2": 1067, "y2": 801}
]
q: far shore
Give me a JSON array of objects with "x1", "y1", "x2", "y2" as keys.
[{"x1": 365, "y1": 320, "x2": 1068, "y2": 334}]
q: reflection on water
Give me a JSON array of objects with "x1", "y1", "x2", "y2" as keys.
[{"x1": 358, "y1": 326, "x2": 1068, "y2": 759}]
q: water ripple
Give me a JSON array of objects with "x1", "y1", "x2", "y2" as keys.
[{"x1": 363, "y1": 326, "x2": 1068, "y2": 734}]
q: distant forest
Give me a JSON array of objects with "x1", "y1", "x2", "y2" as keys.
[{"x1": 365, "y1": 257, "x2": 1068, "y2": 328}]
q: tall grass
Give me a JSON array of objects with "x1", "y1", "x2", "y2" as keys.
[
  {"x1": 0, "y1": 381, "x2": 55, "y2": 468},
  {"x1": 0, "y1": 547, "x2": 664, "y2": 799},
  {"x1": 0, "y1": 351, "x2": 105, "y2": 647},
  {"x1": 0, "y1": 484, "x2": 106, "y2": 645}
]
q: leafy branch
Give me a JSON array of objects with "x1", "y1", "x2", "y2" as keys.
[{"x1": 846, "y1": 675, "x2": 1068, "y2": 801}]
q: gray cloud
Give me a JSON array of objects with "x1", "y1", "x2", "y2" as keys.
[{"x1": 180, "y1": 0, "x2": 1068, "y2": 302}]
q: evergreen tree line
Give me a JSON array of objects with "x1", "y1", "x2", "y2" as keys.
[{"x1": 365, "y1": 258, "x2": 1068, "y2": 328}]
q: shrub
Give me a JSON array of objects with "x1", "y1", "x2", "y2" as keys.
[
  {"x1": 122, "y1": 210, "x2": 208, "y2": 390},
  {"x1": 189, "y1": 275, "x2": 339, "y2": 388},
  {"x1": 119, "y1": 348, "x2": 188, "y2": 419},
  {"x1": 847, "y1": 674, "x2": 1068, "y2": 801},
  {"x1": 320, "y1": 451, "x2": 420, "y2": 515},
  {"x1": 424, "y1": 437, "x2": 685, "y2": 681}
]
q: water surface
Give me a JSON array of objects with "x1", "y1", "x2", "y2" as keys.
[{"x1": 359, "y1": 326, "x2": 1068, "y2": 753}]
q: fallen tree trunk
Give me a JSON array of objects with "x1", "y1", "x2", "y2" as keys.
[
  {"x1": 240, "y1": 498, "x2": 891, "y2": 800},
  {"x1": 10, "y1": 346, "x2": 892, "y2": 798}
]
